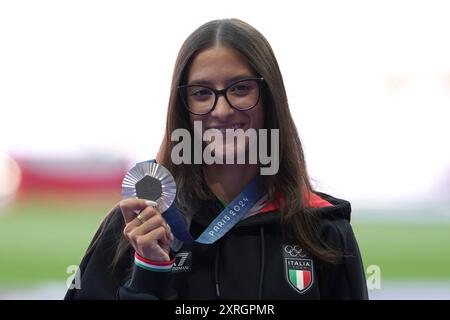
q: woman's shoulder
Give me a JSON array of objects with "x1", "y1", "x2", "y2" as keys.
[
  {"x1": 101, "y1": 203, "x2": 126, "y2": 236},
  {"x1": 97, "y1": 203, "x2": 125, "y2": 234},
  {"x1": 84, "y1": 203, "x2": 125, "y2": 254},
  {"x1": 307, "y1": 191, "x2": 351, "y2": 221},
  {"x1": 103, "y1": 203, "x2": 125, "y2": 225},
  {"x1": 308, "y1": 191, "x2": 357, "y2": 250}
]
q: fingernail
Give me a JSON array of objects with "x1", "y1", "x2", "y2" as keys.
[
  {"x1": 145, "y1": 200, "x2": 157, "y2": 207},
  {"x1": 169, "y1": 232, "x2": 174, "y2": 241}
]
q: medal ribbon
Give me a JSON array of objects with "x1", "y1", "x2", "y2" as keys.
[{"x1": 146, "y1": 160, "x2": 265, "y2": 244}]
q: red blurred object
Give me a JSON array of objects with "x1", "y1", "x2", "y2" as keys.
[{"x1": 14, "y1": 155, "x2": 128, "y2": 198}]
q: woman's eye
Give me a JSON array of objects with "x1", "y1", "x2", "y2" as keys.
[
  {"x1": 191, "y1": 89, "x2": 211, "y2": 97},
  {"x1": 230, "y1": 85, "x2": 251, "y2": 94}
]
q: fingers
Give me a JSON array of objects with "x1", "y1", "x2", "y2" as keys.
[
  {"x1": 125, "y1": 205, "x2": 159, "y2": 231},
  {"x1": 135, "y1": 227, "x2": 171, "y2": 261},
  {"x1": 165, "y1": 223, "x2": 174, "y2": 243},
  {"x1": 128, "y1": 210, "x2": 173, "y2": 240},
  {"x1": 123, "y1": 206, "x2": 159, "y2": 240},
  {"x1": 119, "y1": 198, "x2": 156, "y2": 224},
  {"x1": 120, "y1": 197, "x2": 174, "y2": 262}
]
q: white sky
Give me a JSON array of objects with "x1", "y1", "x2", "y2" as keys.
[{"x1": 1, "y1": 0, "x2": 449, "y2": 208}]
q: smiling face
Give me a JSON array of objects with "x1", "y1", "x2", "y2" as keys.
[{"x1": 186, "y1": 45, "x2": 265, "y2": 162}]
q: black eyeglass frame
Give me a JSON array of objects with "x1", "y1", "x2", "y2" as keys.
[{"x1": 177, "y1": 77, "x2": 264, "y2": 115}]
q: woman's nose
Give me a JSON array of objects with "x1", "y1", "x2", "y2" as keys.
[{"x1": 210, "y1": 94, "x2": 235, "y2": 119}]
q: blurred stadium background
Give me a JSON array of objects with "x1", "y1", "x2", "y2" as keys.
[{"x1": 1, "y1": 0, "x2": 449, "y2": 299}]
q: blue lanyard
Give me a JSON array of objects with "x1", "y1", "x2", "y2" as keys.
[{"x1": 163, "y1": 174, "x2": 265, "y2": 244}]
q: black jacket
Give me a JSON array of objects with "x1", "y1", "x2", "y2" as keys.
[{"x1": 64, "y1": 192, "x2": 368, "y2": 300}]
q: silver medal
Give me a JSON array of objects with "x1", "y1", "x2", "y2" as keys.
[{"x1": 121, "y1": 161, "x2": 176, "y2": 213}]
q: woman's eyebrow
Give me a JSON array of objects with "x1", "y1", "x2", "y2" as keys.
[
  {"x1": 226, "y1": 74, "x2": 256, "y2": 84},
  {"x1": 188, "y1": 74, "x2": 256, "y2": 86},
  {"x1": 187, "y1": 78, "x2": 212, "y2": 85}
]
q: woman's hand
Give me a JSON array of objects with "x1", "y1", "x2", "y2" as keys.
[{"x1": 119, "y1": 198, "x2": 174, "y2": 262}]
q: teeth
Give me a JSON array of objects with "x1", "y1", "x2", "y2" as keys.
[{"x1": 211, "y1": 124, "x2": 243, "y2": 132}]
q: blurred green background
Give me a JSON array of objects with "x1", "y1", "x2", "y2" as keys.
[
  {"x1": 1, "y1": 197, "x2": 449, "y2": 297},
  {"x1": 0, "y1": 198, "x2": 115, "y2": 289}
]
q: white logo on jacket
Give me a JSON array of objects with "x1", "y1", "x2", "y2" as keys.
[
  {"x1": 282, "y1": 245, "x2": 314, "y2": 294},
  {"x1": 173, "y1": 251, "x2": 192, "y2": 273}
]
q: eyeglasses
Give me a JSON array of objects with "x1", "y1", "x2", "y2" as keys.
[{"x1": 178, "y1": 77, "x2": 264, "y2": 115}]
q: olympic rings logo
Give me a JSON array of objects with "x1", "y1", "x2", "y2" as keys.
[{"x1": 284, "y1": 245, "x2": 306, "y2": 257}]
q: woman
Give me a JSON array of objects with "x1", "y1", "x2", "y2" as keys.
[{"x1": 65, "y1": 18, "x2": 368, "y2": 300}]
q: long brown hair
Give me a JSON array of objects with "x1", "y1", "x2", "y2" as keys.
[{"x1": 112, "y1": 18, "x2": 342, "y2": 271}]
